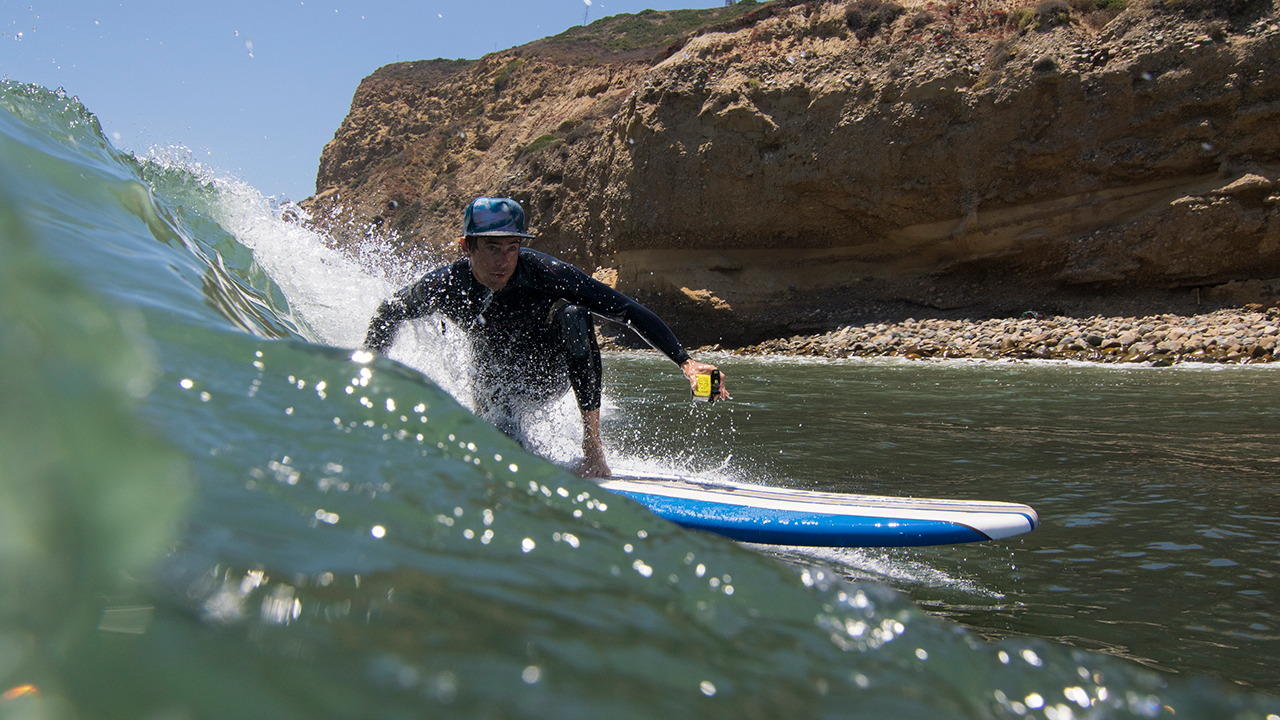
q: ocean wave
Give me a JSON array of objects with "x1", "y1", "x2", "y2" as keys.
[{"x1": 3, "y1": 80, "x2": 1278, "y2": 718}]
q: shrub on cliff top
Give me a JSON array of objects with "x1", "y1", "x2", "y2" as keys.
[
  {"x1": 520, "y1": 134, "x2": 560, "y2": 156},
  {"x1": 985, "y1": 38, "x2": 1018, "y2": 70},
  {"x1": 1068, "y1": 0, "x2": 1127, "y2": 29},
  {"x1": 845, "y1": 0, "x2": 906, "y2": 38},
  {"x1": 493, "y1": 59, "x2": 524, "y2": 93},
  {"x1": 1028, "y1": 0, "x2": 1073, "y2": 29},
  {"x1": 906, "y1": 8, "x2": 937, "y2": 28},
  {"x1": 1009, "y1": 0, "x2": 1073, "y2": 30},
  {"x1": 599, "y1": 9, "x2": 731, "y2": 52},
  {"x1": 393, "y1": 199, "x2": 423, "y2": 235},
  {"x1": 545, "y1": 4, "x2": 758, "y2": 54}
]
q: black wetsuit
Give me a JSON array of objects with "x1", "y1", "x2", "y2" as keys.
[{"x1": 364, "y1": 248, "x2": 690, "y2": 425}]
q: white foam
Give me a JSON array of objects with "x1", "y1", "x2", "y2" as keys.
[
  {"x1": 752, "y1": 544, "x2": 1006, "y2": 599},
  {"x1": 177, "y1": 168, "x2": 615, "y2": 466},
  {"x1": 203, "y1": 178, "x2": 408, "y2": 349}
]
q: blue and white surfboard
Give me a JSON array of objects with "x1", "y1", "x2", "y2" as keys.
[{"x1": 598, "y1": 472, "x2": 1039, "y2": 547}]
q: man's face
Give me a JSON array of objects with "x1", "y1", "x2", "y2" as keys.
[{"x1": 465, "y1": 236, "x2": 521, "y2": 290}]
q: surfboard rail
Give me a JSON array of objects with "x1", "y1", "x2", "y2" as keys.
[{"x1": 597, "y1": 472, "x2": 1039, "y2": 548}]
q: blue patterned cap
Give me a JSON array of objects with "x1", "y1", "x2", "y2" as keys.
[{"x1": 463, "y1": 197, "x2": 534, "y2": 238}]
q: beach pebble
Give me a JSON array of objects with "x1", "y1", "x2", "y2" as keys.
[{"x1": 733, "y1": 308, "x2": 1280, "y2": 366}]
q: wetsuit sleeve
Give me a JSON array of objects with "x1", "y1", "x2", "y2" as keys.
[
  {"x1": 363, "y1": 267, "x2": 451, "y2": 353},
  {"x1": 526, "y1": 252, "x2": 691, "y2": 366},
  {"x1": 594, "y1": 290, "x2": 692, "y2": 366},
  {"x1": 363, "y1": 298, "x2": 409, "y2": 354}
]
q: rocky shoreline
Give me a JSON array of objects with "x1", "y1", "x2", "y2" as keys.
[{"x1": 717, "y1": 307, "x2": 1280, "y2": 365}]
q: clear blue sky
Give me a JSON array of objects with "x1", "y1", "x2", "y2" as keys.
[{"x1": 2, "y1": 0, "x2": 719, "y2": 201}]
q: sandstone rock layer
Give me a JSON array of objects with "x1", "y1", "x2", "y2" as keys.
[{"x1": 306, "y1": 0, "x2": 1280, "y2": 347}]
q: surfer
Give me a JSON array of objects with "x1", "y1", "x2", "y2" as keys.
[{"x1": 363, "y1": 197, "x2": 729, "y2": 479}]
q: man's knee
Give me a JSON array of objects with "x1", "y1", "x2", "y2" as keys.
[
  {"x1": 555, "y1": 304, "x2": 597, "y2": 360},
  {"x1": 552, "y1": 303, "x2": 602, "y2": 411}
]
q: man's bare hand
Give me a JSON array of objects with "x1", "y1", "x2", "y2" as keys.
[
  {"x1": 680, "y1": 359, "x2": 731, "y2": 401},
  {"x1": 577, "y1": 408, "x2": 612, "y2": 478}
]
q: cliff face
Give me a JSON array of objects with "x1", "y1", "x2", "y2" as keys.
[{"x1": 306, "y1": 0, "x2": 1280, "y2": 347}]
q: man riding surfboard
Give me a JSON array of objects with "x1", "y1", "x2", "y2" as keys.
[{"x1": 364, "y1": 197, "x2": 728, "y2": 477}]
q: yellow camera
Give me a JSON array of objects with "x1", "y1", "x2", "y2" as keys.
[{"x1": 692, "y1": 370, "x2": 720, "y2": 402}]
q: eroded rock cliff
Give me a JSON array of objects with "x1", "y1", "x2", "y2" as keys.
[{"x1": 305, "y1": 0, "x2": 1280, "y2": 347}]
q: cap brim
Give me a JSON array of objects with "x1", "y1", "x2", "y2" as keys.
[{"x1": 466, "y1": 230, "x2": 535, "y2": 238}]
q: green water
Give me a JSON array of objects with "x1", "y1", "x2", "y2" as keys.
[
  {"x1": 603, "y1": 355, "x2": 1280, "y2": 690},
  {"x1": 3, "y1": 80, "x2": 1279, "y2": 719}
]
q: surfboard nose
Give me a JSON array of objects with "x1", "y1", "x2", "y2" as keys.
[{"x1": 979, "y1": 505, "x2": 1039, "y2": 540}]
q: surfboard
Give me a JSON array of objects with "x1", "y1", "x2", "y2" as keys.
[{"x1": 597, "y1": 471, "x2": 1039, "y2": 547}]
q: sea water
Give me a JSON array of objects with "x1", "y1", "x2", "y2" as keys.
[{"x1": 2, "y1": 81, "x2": 1278, "y2": 719}]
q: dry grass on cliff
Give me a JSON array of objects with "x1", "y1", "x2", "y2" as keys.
[{"x1": 525, "y1": 0, "x2": 1079, "y2": 65}]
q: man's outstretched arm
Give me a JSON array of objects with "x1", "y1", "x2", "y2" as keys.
[{"x1": 364, "y1": 298, "x2": 408, "y2": 354}]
